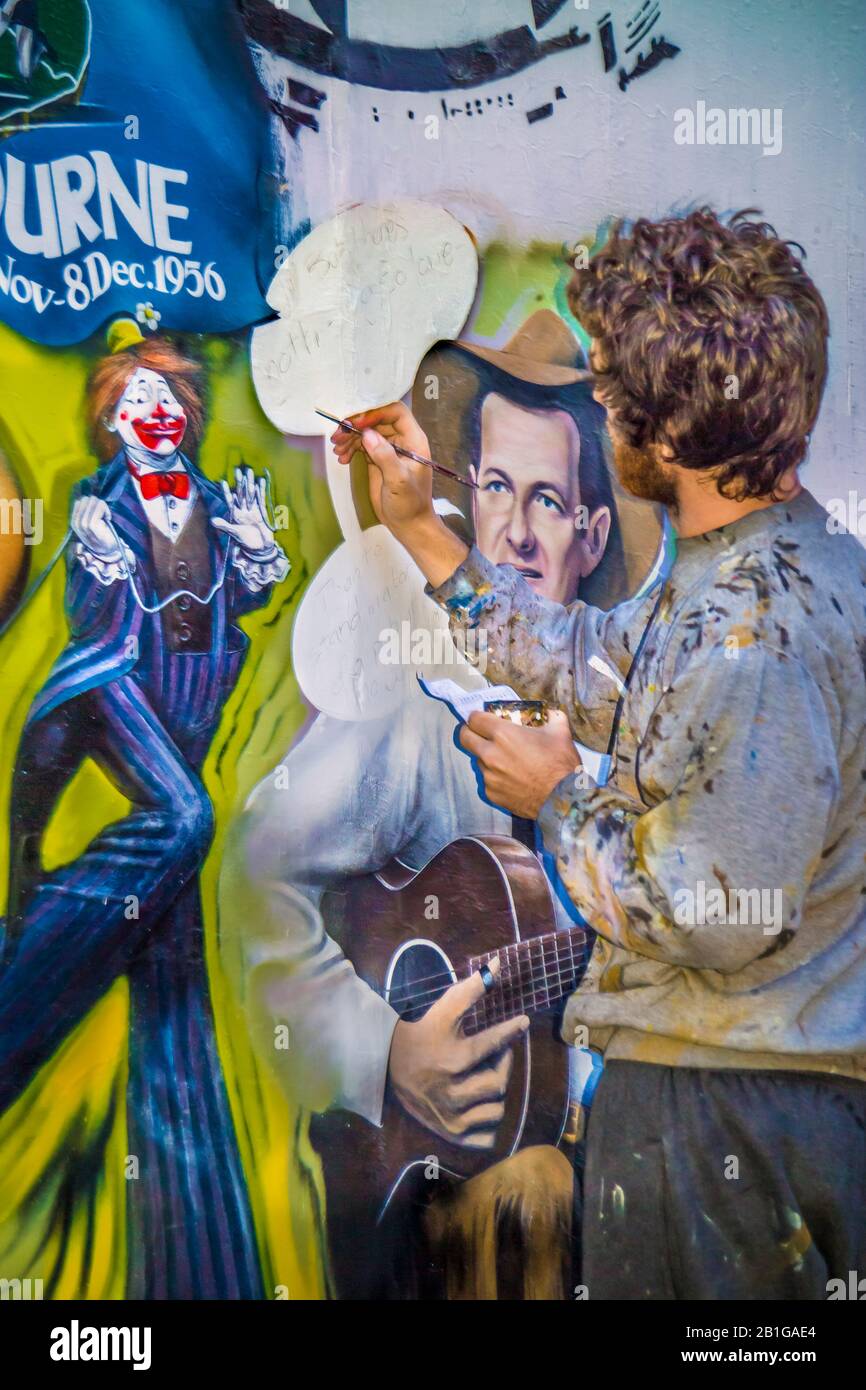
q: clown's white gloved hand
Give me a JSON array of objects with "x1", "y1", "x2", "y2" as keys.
[
  {"x1": 213, "y1": 467, "x2": 279, "y2": 557},
  {"x1": 71, "y1": 495, "x2": 121, "y2": 560}
]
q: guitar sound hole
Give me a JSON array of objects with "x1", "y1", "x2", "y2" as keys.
[{"x1": 385, "y1": 940, "x2": 456, "y2": 1022}]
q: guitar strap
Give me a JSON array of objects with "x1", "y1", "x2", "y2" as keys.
[
  {"x1": 510, "y1": 814, "x2": 538, "y2": 850},
  {"x1": 603, "y1": 577, "x2": 667, "y2": 771}
]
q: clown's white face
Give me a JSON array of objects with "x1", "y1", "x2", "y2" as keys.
[{"x1": 111, "y1": 367, "x2": 187, "y2": 459}]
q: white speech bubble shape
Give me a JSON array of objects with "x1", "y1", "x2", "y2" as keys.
[
  {"x1": 292, "y1": 523, "x2": 478, "y2": 722},
  {"x1": 262, "y1": 199, "x2": 479, "y2": 716},
  {"x1": 250, "y1": 200, "x2": 478, "y2": 442}
]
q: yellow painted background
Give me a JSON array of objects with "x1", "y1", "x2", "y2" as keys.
[{"x1": 0, "y1": 324, "x2": 337, "y2": 1299}]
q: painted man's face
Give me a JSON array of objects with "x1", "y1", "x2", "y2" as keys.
[
  {"x1": 470, "y1": 393, "x2": 610, "y2": 604},
  {"x1": 112, "y1": 367, "x2": 187, "y2": 459}
]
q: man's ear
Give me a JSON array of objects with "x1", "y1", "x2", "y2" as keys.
[
  {"x1": 103, "y1": 415, "x2": 118, "y2": 434},
  {"x1": 577, "y1": 505, "x2": 611, "y2": 578}
]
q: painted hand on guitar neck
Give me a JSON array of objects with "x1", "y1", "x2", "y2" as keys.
[
  {"x1": 458, "y1": 708, "x2": 582, "y2": 819},
  {"x1": 388, "y1": 958, "x2": 530, "y2": 1151}
]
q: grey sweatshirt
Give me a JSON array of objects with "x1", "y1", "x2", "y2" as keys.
[{"x1": 429, "y1": 489, "x2": 866, "y2": 1080}]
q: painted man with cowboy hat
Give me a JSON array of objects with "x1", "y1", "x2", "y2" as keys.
[{"x1": 220, "y1": 308, "x2": 665, "y2": 1296}]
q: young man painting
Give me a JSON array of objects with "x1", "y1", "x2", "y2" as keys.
[{"x1": 331, "y1": 208, "x2": 866, "y2": 1300}]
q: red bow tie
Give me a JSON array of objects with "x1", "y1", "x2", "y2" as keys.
[{"x1": 128, "y1": 461, "x2": 190, "y2": 500}]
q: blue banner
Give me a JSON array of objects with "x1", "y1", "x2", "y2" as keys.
[{"x1": 0, "y1": 0, "x2": 272, "y2": 345}]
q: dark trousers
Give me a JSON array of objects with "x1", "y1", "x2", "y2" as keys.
[
  {"x1": 576, "y1": 1060, "x2": 866, "y2": 1300},
  {"x1": 0, "y1": 660, "x2": 262, "y2": 1299}
]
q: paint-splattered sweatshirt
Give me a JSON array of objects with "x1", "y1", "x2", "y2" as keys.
[{"x1": 429, "y1": 489, "x2": 866, "y2": 1080}]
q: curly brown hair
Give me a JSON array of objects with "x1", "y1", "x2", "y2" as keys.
[
  {"x1": 87, "y1": 339, "x2": 205, "y2": 461},
  {"x1": 567, "y1": 208, "x2": 829, "y2": 500}
]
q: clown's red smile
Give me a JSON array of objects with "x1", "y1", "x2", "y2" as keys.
[{"x1": 132, "y1": 402, "x2": 186, "y2": 451}]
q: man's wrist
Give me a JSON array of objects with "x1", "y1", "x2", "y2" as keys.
[
  {"x1": 389, "y1": 509, "x2": 448, "y2": 550},
  {"x1": 537, "y1": 768, "x2": 586, "y2": 859},
  {"x1": 392, "y1": 511, "x2": 469, "y2": 589},
  {"x1": 530, "y1": 750, "x2": 583, "y2": 820}
]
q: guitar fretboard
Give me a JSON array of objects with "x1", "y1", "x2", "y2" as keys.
[{"x1": 464, "y1": 928, "x2": 589, "y2": 1035}]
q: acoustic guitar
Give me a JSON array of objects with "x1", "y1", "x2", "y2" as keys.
[{"x1": 314, "y1": 833, "x2": 589, "y2": 1297}]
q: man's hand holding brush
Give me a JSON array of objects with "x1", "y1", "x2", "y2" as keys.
[{"x1": 330, "y1": 403, "x2": 470, "y2": 589}]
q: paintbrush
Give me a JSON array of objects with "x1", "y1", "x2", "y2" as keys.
[{"x1": 316, "y1": 408, "x2": 478, "y2": 490}]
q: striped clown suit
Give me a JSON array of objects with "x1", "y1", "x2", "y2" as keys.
[{"x1": 0, "y1": 450, "x2": 289, "y2": 1299}]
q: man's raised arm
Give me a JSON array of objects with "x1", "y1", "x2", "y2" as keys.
[{"x1": 331, "y1": 403, "x2": 652, "y2": 747}]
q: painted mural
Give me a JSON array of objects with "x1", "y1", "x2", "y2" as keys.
[{"x1": 0, "y1": 0, "x2": 862, "y2": 1306}]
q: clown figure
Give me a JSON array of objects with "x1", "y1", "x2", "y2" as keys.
[{"x1": 0, "y1": 321, "x2": 289, "y2": 1298}]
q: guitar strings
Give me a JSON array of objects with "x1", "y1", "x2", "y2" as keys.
[
  {"x1": 463, "y1": 962, "x2": 586, "y2": 1029},
  {"x1": 384, "y1": 945, "x2": 588, "y2": 1009},
  {"x1": 382, "y1": 931, "x2": 588, "y2": 1005},
  {"x1": 384, "y1": 943, "x2": 584, "y2": 1007},
  {"x1": 386, "y1": 952, "x2": 588, "y2": 1014},
  {"x1": 464, "y1": 983, "x2": 582, "y2": 1031}
]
